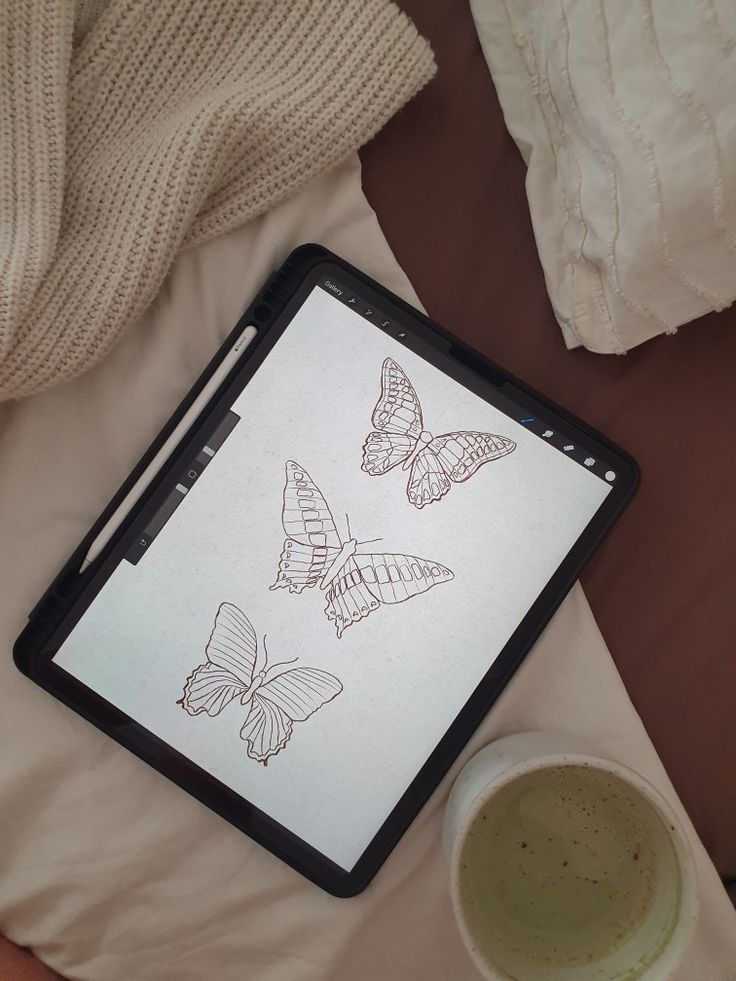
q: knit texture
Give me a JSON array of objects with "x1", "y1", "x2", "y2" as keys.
[{"x1": 0, "y1": 0, "x2": 435, "y2": 400}]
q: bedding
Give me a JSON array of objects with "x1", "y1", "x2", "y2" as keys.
[
  {"x1": 2, "y1": 2, "x2": 736, "y2": 978},
  {"x1": 1, "y1": 154, "x2": 735, "y2": 981},
  {"x1": 469, "y1": 0, "x2": 736, "y2": 354}
]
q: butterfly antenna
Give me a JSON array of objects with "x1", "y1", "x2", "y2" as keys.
[
  {"x1": 261, "y1": 633, "x2": 299, "y2": 677},
  {"x1": 266, "y1": 655, "x2": 299, "y2": 679},
  {"x1": 346, "y1": 512, "x2": 352, "y2": 539},
  {"x1": 358, "y1": 537, "x2": 383, "y2": 546}
]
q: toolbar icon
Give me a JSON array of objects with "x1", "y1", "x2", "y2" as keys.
[
  {"x1": 543, "y1": 429, "x2": 553, "y2": 438},
  {"x1": 584, "y1": 457, "x2": 595, "y2": 467},
  {"x1": 365, "y1": 308, "x2": 373, "y2": 317},
  {"x1": 563, "y1": 444, "x2": 574, "y2": 452},
  {"x1": 348, "y1": 297, "x2": 356, "y2": 304},
  {"x1": 605, "y1": 471, "x2": 616, "y2": 482},
  {"x1": 520, "y1": 417, "x2": 534, "y2": 424}
]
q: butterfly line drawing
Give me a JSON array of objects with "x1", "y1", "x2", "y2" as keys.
[
  {"x1": 178, "y1": 602, "x2": 342, "y2": 765},
  {"x1": 271, "y1": 460, "x2": 454, "y2": 638},
  {"x1": 362, "y1": 358, "x2": 517, "y2": 508}
]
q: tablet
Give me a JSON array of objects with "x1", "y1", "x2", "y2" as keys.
[{"x1": 14, "y1": 245, "x2": 638, "y2": 896}]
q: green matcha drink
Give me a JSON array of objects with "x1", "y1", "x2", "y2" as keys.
[{"x1": 458, "y1": 765, "x2": 681, "y2": 978}]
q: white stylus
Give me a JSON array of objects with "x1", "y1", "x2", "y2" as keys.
[{"x1": 79, "y1": 325, "x2": 258, "y2": 573}]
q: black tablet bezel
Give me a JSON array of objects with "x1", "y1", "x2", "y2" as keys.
[{"x1": 14, "y1": 245, "x2": 639, "y2": 897}]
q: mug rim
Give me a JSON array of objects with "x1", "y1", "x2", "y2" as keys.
[{"x1": 448, "y1": 751, "x2": 699, "y2": 981}]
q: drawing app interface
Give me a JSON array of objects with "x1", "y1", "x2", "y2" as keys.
[{"x1": 53, "y1": 279, "x2": 613, "y2": 869}]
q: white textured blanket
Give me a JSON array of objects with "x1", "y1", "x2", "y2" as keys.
[{"x1": 470, "y1": 0, "x2": 736, "y2": 354}]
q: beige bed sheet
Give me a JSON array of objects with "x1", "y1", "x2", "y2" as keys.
[{"x1": 1, "y1": 155, "x2": 734, "y2": 980}]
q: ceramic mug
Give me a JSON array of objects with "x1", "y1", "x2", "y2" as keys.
[{"x1": 443, "y1": 732, "x2": 698, "y2": 980}]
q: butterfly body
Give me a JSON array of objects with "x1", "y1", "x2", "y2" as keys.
[
  {"x1": 238, "y1": 669, "x2": 267, "y2": 704},
  {"x1": 272, "y1": 461, "x2": 454, "y2": 637},
  {"x1": 401, "y1": 429, "x2": 434, "y2": 470},
  {"x1": 179, "y1": 603, "x2": 342, "y2": 764},
  {"x1": 362, "y1": 358, "x2": 516, "y2": 507},
  {"x1": 320, "y1": 537, "x2": 358, "y2": 590}
]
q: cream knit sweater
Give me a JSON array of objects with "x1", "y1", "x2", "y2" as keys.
[{"x1": 0, "y1": 0, "x2": 434, "y2": 401}]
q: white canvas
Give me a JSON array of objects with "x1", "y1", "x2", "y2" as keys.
[{"x1": 54, "y1": 285, "x2": 610, "y2": 869}]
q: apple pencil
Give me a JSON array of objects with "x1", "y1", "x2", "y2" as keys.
[{"x1": 79, "y1": 325, "x2": 258, "y2": 573}]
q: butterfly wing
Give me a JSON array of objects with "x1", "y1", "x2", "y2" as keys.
[
  {"x1": 362, "y1": 431, "x2": 417, "y2": 476},
  {"x1": 406, "y1": 446, "x2": 452, "y2": 508},
  {"x1": 432, "y1": 432, "x2": 516, "y2": 483},
  {"x1": 271, "y1": 539, "x2": 338, "y2": 593},
  {"x1": 241, "y1": 668, "x2": 342, "y2": 764},
  {"x1": 239, "y1": 695, "x2": 293, "y2": 765},
  {"x1": 407, "y1": 432, "x2": 516, "y2": 508},
  {"x1": 179, "y1": 603, "x2": 256, "y2": 716},
  {"x1": 361, "y1": 359, "x2": 423, "y2": 475},
  {"x1": 280, "y1": 460, "x2": 342, "y2": 548},
  {"x1": 324, "y1": 557, "x2": 382, "y2": 638},
  {"x1": 259, "y1": 667, "x2": 343, "y2": 721},
  {"x1": 271, "y1": 460, "x2": 342, "y2": 593},
  {"x1": 371, "y1": 358, "x2": 424, "y2": 436},
  {"x1": 354, "y1": 552, "x2": 454, "y2": 604}
]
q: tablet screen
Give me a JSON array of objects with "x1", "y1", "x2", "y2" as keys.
[{"x1": 52, "y1": 276, "x2": 614, "y2": 871}]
